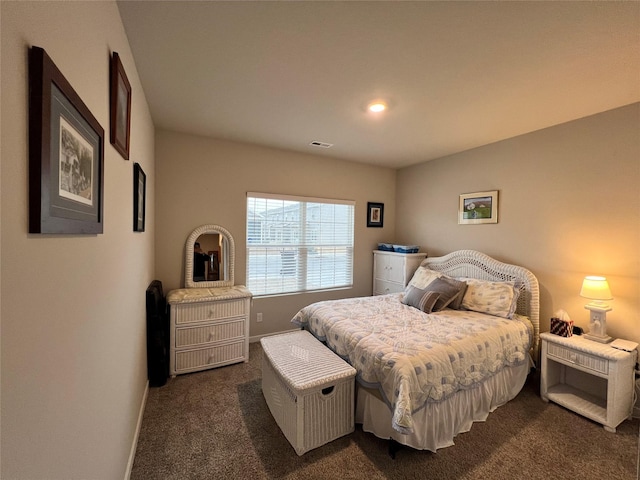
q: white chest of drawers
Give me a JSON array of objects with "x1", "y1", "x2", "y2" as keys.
[
  {"x1": 540, "y1": 332, "x2": 636, "y2": 432},
  {"x1": 167, "y1": 286, "x2": 252, "y2": 376},
  {"x1": 372, "y1": 250, "x2": 427, "y2": 295}
]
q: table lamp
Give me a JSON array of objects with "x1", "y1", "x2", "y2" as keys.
[{"x1": 580, "y1": 276, "x2": 613, "y2": 343}]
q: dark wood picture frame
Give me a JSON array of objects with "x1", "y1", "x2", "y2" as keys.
[
  {"x1": 28, "y1": 46, "x2": 104, "y2": 234},
  {"x1": 367, "y1": 202, "x2": 384, "y2": 228},
  {"x1": 133, "y1": 163, "x2": 146, "y2": 232},
  {"x1": 110, "y1": 52, "x2": 131, "y2": 160}
]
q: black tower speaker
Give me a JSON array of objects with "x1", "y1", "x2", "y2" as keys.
[{"x1": 146, "y1": 280, "x2": 169, "y2": 387}]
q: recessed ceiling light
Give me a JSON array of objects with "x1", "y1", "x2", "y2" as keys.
[{"x1": 368, "y1": 101, "x2": 387, "y2": 113}]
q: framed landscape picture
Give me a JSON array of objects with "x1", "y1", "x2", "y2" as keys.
[
  {"x1": 28, "y1": 46, "x2": 104, "y2": 234},
  {"x1": 458, "y1": 190, "x2": 498, "y2": 224}
]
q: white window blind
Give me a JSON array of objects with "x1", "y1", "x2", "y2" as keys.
[{"x1": 247, "y1": 192, "x2": 355, "y2": 296}]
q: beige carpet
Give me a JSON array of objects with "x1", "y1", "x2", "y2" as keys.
[{"x1": 131, "y1": 342, "x2": 639, "y2": 479}]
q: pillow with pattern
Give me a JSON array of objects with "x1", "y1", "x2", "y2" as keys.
[
  {"x1": 460, "y1": 278, "x2": 520, "y2": 318},
  {"x1": 408, "y1": 266, "x2": 442, "y2": 289}
]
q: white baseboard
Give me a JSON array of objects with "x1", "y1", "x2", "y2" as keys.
[
  {"x1": 249, "y1": 327, "x2": 301, "y2": 344},
  {"x1": 125, "y1": 380, "x2": 149, "y2": 480}
]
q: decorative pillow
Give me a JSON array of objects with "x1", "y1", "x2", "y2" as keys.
[
  {"x1": 408, "y1": 266, "x2": 442, "y2": 289},
  {"x1": 425, "y1": 277, "x2": 468, "y2": 312},
  {"x1": 460, "y1": 278, "x2": 520, "y2": 318},
  {"x1": 448, "y1": 280, "x2": 469, "y2": 310},
  {"x1": 402, "y1": 285, "x2": 441, "y2": 313}
]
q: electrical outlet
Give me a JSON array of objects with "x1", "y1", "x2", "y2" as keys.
[{"x1": 257, "y1": 312, "x2": 263, "y2": 322}]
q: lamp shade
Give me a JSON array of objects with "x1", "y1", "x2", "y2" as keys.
[{"x1": 579, "y1": 276, "x2": 613, "y2": 301}]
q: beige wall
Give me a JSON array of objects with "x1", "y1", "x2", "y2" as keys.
[
  {"x1": 1, "y1": 2, "x2": 155, "y2": 479},
  {"x1": 155, "y1": 130, "x2": 396, "y2": 338},
  {"x1": 3, "y1": 5, "x2": 636, "y2": 478},
  {"x1": 396, "y1": 103, "x2": 640, "y2": 347}
]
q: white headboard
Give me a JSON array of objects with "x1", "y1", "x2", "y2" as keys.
[{"x1": 423, "y1": 250, "x2": 540, "y2": 361}]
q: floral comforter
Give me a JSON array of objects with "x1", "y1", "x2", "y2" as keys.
[{"x1": 291, "y1": 294, "x2": 532, "y2": 434}]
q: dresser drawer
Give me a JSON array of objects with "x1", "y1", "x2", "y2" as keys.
[
  {"x1": 547, "y1": 342, "x2": 609, "y2": 375},
  {"x1": 175, "y1": 319, "x2": 246, "y2": 348},
  {"x1": 174, "y1": 298, "x2": 246, "y2": 325},
  {"x1": 373, "y1": 279, "x2": 404, "y2": 295},
  {"x1": 175, "y1": 341, "x2": 246, "y2": 372}
]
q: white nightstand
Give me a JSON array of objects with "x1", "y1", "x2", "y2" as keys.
[{"x1": 540, "y1": 332, "x2": 637, "y2": 432}]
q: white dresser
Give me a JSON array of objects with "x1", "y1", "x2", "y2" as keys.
[
  {"x1": 167, "y1": 285, "x2": 252, "y2": 376},
  {"x1": 372, "y1": 250, "x2": 427, "y2": 295}
]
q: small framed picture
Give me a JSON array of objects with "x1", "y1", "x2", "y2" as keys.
[
  {"x1": 367, "y1": 202, "x2": 384, "y2": 228},
  {"x1": 28, "y1": 46, "x2": 104, "y2": 234},
  {"x1": 110, "y1": 52, "x2": 132, "y2": 160},
  {"x1": 133, "y1": 163, "x2": 146, "y2": 232},
  {"x1": 458, "y1": 190, "x2": 498, "y2": 224}
]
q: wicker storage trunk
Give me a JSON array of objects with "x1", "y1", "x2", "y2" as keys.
[{"x1": 260, "y1": 330, "x2": 356, "y2": 455}]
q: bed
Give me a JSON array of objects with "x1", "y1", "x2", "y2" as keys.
[{"x1": 291, "y1": 249, "x2": 539, "y2": 452}]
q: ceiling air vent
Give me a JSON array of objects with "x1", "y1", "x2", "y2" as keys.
[{"x1": 309, "y1": 141, "x2": 333, "y2": 149}]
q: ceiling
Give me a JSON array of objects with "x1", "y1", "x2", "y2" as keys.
[{"x1": 117, "y1": 1, "x2": 640, "y2": 169}]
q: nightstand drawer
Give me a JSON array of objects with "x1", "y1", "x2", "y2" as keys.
[{"x1": 547, "y1": 342, "x2": 609, "y2": 375}]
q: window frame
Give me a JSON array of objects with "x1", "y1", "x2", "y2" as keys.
[{"x1": 246, "y1": 192, "x2": 355, "y2": 297}]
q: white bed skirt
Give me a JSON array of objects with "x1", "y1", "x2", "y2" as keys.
[{"x1": 355, "y1": 360, "x2": 531, "y2": 452}]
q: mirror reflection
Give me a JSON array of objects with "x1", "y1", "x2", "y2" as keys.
[
  {"x1": 193, "y1": 234, "x2": 222, "y2": 282},
  {"x1": 185, "y1": 224, "x2": 235, "y2": 289}
]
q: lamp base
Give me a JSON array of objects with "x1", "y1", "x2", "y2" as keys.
[
  {"x1": 584, "y1": 304, "x2": 612, "y2": 344},
  {"x1": 584, "y1": 333, "x2": 613, "y2": 344}
]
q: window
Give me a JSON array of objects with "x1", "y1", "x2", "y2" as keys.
[{"x1": 247, "y1": 192, "x2": 355, "y2": 296}]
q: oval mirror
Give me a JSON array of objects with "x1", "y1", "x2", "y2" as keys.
[{"x1": 185, "y1": 224, "x2": 235, "y2": 288}]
